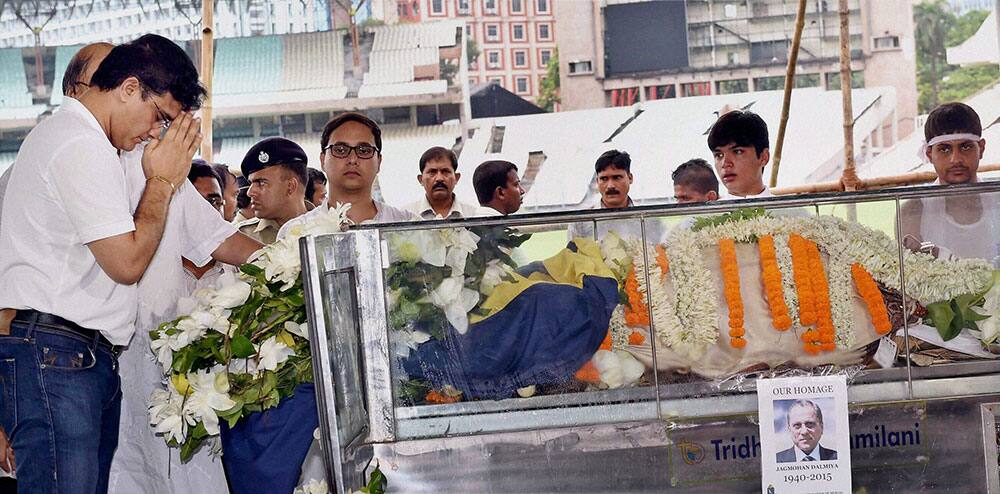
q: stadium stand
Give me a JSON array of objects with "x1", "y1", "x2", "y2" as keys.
[
  {"x1": 51, "y1": 44, "x2": 82, "y2": 106},
  {"x1": 0, "y1": 48, "x2": 33, "y2": 108},
  {"x1": 358, "y1": 20, "x2": 460, "y2": 100}
]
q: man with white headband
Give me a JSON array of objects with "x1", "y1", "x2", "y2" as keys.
[{"x1": 900, "y1": 102, "x2": 997, "y2": 265}]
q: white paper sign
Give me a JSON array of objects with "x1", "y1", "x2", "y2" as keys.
[{"x1": 757, "y1": 375, "x2": 852, "y2": 494}]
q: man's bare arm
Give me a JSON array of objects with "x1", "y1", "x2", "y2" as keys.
[{"x1": 212, "y1": 232, "x2": 264, "y2": 266}]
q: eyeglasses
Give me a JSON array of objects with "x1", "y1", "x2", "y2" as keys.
[
  {"x1": 151, "y1": 100, "x2": 174, "y2": 131},
  {"x1": 323, "y1": 143, "x2": 379, "y2": 159}
]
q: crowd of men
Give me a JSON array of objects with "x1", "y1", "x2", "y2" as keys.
[{"x1": 0, "y1": 33, "x2": 993, "y2": 494}]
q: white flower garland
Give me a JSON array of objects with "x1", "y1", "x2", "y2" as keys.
[
  {"x1": 826, "y1": 259, "x2": 855, "y2": 348},
  {"x1": 658, "y1": 231, "x2": 719, "y2": 359},
  {"x1": 772, "y1": 234, "x2": 802, "y2": 329},
  {"x1": 608, "y1": 305, "x2": 629, "y2": 350},
  {"x1": 645, "y1": 214, "x2": 996, "y2": 359}
]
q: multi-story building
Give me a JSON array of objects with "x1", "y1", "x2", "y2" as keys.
[
  {"x1": 376, "y1": 0, "x2": 557, "y2": 102},
  {"x1": 0, "y1": 0, "x2": 331, "y2": 48},
  {"x1": 555, "y1": 0, "x2": 919, "y2": 137}
]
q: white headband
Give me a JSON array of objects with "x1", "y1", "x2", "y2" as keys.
[{"x1": 917, "y1": 133, "x2": 982, "y2": 162}]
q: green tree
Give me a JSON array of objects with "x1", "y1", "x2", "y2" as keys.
[
  {"x1": 914, "y1": 0, "x2": 953, "y2": 110},
  {"x1": 914, "y1": 2, "x2": 999, "y2": 113},
  {"x1": 537, "y1": 50, "x2": 560, "y2": 112},
  {"x1": 467, "y1": 39, "x2": 480, "y2": 66}
]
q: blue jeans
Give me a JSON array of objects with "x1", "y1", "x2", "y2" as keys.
[{"x1": 0, "y1": 321, "x2": 122, "y2": 494}]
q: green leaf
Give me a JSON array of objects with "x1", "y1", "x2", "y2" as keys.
[
  {"x1": 230, "y1": 335, "x2": 255, "y2": 358},
  {"x1": 361, "y1": 461, "x2": 387, "y2": 494},
  {"x1": 179, "y1": 436, "x2": 205, "y2": 463},
  {"x1": 926, "y1": 301, "x2": 956, "y2": 339},
  {"x1": 240, "y1": 263, "x2": 264, "y2": 277}
]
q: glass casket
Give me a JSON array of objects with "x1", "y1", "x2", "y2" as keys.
[{"x1": 300, "y1": 182, "x2": 1000, "y2": 493}]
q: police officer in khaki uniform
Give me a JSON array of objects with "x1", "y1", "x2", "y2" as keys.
[{"x1": 236, "y1": 137, "x2": 309, "y2": 245}]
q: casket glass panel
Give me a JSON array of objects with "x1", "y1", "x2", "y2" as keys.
[
  {"x1": 306, "y1": 182, "x2": 1000, "y2": 445},
  {"x1": 896, "y1": 188, "x2": 1000, "y2": 396},
  {"x1": 382, "y1": 218, "x2": 657, "y2": 429}
]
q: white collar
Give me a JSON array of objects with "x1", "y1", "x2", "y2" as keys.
[{"x1": 794, "y1": 445, "x2": 820, "y2": 461}]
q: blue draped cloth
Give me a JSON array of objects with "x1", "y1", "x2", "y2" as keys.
[
  {"x1": 220, "y1": 383, "x2": 319, "y2": 494},
  {"x1": 402, "y1": 274, "x2": 619, "y2": 400}
]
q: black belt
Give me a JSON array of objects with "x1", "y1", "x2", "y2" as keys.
[{"x1": 13, "y1": 309, "x2": 118, "y2": 352}]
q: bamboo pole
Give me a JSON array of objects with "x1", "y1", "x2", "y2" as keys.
[
  {"x1": 200, "y1": 0, "x2": 214, "y2": 161},
  {"x1": 837, "y1": 0, "x2": 861, "y2": 191},
  {"x1": 768, "y1": 0, "x2": 807, "y2": 188},
  {"x1": 771, "y1": 163, "x2": 1000, "y2": 195}
]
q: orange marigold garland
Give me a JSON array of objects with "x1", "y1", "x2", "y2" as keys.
[
  {"x1": 851, "y1": 263, "x2": 892, "y2": 335},
  {"x1": 758, "y1": 235, "x2": 793, "y2": 331},
  {"x1": 655, "y1": 244, "x2": 670, "y2": 282},
  {"x1": 788, "y1": 234, "x2": 817, "y2": 326},
  {"x1": 718, "y1": 238, "x2": 747, "y2": 349},
  {"x1": 803, "y1": 240, "x2": 836, "y2": 354},
  {"x1": 628, "y1": 331, "x2": 646, "y2": 346},
  {"x1": 623, "y1": 266, "x2": 651, "y2": 326}
]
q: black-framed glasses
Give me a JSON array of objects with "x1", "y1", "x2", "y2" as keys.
[{"x1": 323, "y1": 142, "x2": 379, "y2": 159}]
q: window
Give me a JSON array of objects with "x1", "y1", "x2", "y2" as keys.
[
  {"x1": 568, "y1": 60, "x2": 592, "y2": 75},
  {"x1": 457, "y1": 0, "x2": 471, "y2": 14},
  {"x1": 535, "y1": 0, "x2": 549, "y2": 14},
  {"x1": 485, "y1": 23, "x2": 500, "y2": 42},
  {"x1": 727, "y1": 52, "x2": 740, "y2": 65},
  {"x1": 680, "y1": 81, "x2": 711, "y2": 97},
  {"x1": 513, "y1": 49, "x2": 528, "y2": 68},
  {"x1": 538, "y1": 49, "x2": 552, "y2": 66},
  {"x1": 488, "y1": 76, "x2": 504, "y2": 87},
  {"x1": 753, "y1": 75, "x2": 785, "y2": 91},
  {"x1": 511, "y1": 23, "x2": 526, "y2": 41},
  {"x1": 486, "y1": 49, "x2": 502, "y2": 69},
  {"x1": 514, "y1": 76, "x2": 530, "y2": 95},
  {"x1": 607, "y1": 87, "x2": 639, "y2": 107},
  {"x1": 537, "y1": 23, "x2": 552, "y2": 41},
  {"x1": 646, "y1": 85, "x2": 676, "y2": 100},
  {"x1": 826, "y1": 71, "x2": 865, "y2": 90},
  {"x1": 873, "y1": 35, "x2": 900, "y2": 50},
  {"x1": 431, "y1": 0, "x2": 445, "y2": 15},
  {"x1": 469, "y1": 77, "x2": 478, "y2": 86},
  {"x1": 510, "y1": 0, "x2": 524, "y2": 14},
  {"x1": 484, "y1": 0, "x2": 497, "y2": 14},
  {"x1": 716, "y1": 79, "x2": 749, "y2": 95}
]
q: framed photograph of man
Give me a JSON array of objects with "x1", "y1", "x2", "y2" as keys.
[{"x1": 757, "y1": 376, "x2": 852, "y2": 494}]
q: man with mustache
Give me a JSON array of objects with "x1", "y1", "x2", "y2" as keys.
[
  {"x1": 707, "y1": 110, "x2": 773, "y2": 199},
  {"x1": 594, "y1": 149, "x2": 634, "y2": 208},
  {"x1": 776, "y1": 400, "x2": 837, "y2": 463},
  {"x1": 568, "y1": 150, "x2": 666, "y2": 241},
  {"x1": 899, "y1": 102, "x2": 997, "y2": 265},
  {"x1": 237, "y1": 137, "x2": 310, "y2": 245},
  {"x1": 407, "y1": 146, "x2": 481, "y2": 219}
]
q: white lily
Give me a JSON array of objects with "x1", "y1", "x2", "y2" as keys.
[
  {"x1": 284, "y1": 321, "x2": 310, "y2": 341},
  {"x1": 256, "y1": 336, "x2": 295, "y2": 371},
  {"x1": 394, "y1": 329, "x2": 431, "y2": 358},
  {"x1": 171, "y1": 317, "x2": 207, "y2": 350},
  {"x1": 211, "y1": 272, "x2": 252, "y2": 308},
  {"x1": 149, "y1": 388, "x2": 187, "y2": 444},
  {"x1": 429, "y1": 276, "x2": 480, "y2": 334},
  {"x1": 183, "y1": 368, "x2": 237, "y2": 436},
  {"x1": 150, "y1": 331, "x2": 175, "y2": 371}
]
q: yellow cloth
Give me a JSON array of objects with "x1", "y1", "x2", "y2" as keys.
[{"x1": 473, "y1": 238, "x2": 615, "y2": 323}]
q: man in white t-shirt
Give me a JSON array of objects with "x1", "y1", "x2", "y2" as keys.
[
  {"x1": 707, "y1": 110, "x2": 774, "y2": 200},
  {"x1": 0, "y1": 35, "x2": 207, "y2": 494}
]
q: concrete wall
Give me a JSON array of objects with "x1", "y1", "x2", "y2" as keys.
[
  {"x1": 860, "y1": 0, "x2": 918, "y2": 138},
  {"x1": 553, "y1": 0, "x2": 605, "y2": 110}
]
